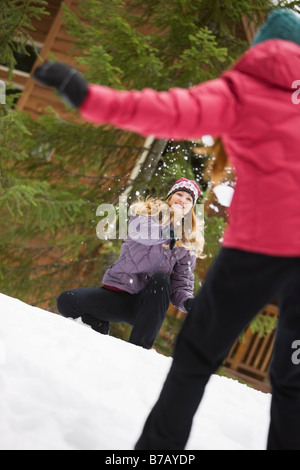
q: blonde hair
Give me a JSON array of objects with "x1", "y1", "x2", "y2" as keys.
[
  {"x1": 194, "y1": 137, "x2": 231, "y2": 184},
  {"x1": 130, "y1": 196, "x2": 205, "y2": 259}
]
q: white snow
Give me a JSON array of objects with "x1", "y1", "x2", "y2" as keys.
[
  {"x1": 213, "y1": 183, "x2": 234, "y2": 207},
  {"x1": 0, "y1": 292, "x2": 271, "y2": 450}
]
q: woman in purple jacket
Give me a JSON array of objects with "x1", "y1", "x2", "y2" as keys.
[{"x1": 57, "y1": 178, "x2": 204, "y2": 349}]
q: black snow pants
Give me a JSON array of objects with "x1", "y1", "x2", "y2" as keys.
[
  {"x1": 57, "y1": 271, "x2": 171, "y2": 349},
  {"x1": 135, "y1": 248, "x2": 300, "y2": 450}
]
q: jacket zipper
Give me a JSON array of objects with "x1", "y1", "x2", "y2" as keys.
[{"x1": 149, "y1": 251, "x2": 165, "y2": 275}]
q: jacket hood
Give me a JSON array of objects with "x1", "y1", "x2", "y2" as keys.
[{"x1": 232, "y1": 39, "x2": 300, "y2": 90}]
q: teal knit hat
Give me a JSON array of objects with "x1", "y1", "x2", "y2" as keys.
[{"x1": 252, "y1": 8, "x2": 300, "y2": 46}]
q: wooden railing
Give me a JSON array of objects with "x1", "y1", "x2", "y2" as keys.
[
  {"x1": 164, "y1": 302, "x2": 277, "y2": 393},
  {"x1": 223, "y1": 304, "x2": 278, "y2": 393}
]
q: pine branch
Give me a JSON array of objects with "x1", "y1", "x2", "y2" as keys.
[{"x1": 0, "y1": 0, "x2": 48, "y2": 74}]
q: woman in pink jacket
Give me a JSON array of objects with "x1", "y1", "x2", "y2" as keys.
[{"x1": 34, "y1": 8, "x2": 300, "y2": 449}]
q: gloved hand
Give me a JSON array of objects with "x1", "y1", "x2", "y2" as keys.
[
  {"x1": 169, "y1": 228, "x2": 177, "y2": 251},
  {"x1": 161, "y1": 226, "x2": 178, "y2": 250},
  {"x1": 183, "y1": 297, "x2": 194, "y2": 313},
  {"x1": 33, "y1": 61, "x2": 88, "y2": 108}
]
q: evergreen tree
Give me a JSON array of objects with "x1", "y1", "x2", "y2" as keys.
[
  {"x1": 1, "y1": 0, "x2": 295, "y2": 353},
  {"x1": 0, "y1": 0, "x2": 48, "y2": 73}
]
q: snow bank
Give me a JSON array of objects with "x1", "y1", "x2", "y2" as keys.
[{"x1": 0, "y1": 293, "x2": 271, "y2": 450}]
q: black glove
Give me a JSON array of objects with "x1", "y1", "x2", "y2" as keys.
[
  {"x1": 162, "y1": 226, "x2": 178, "y2": 250},
  {"x1": 183, "y1": 297, "x2": 194, "y2": 313},
  {"x1": 169, "y1": 228, "x2": 177, "y2": 250},
  {"x1": 33, "y1": 61, "x2": 88, "y2": 108}
]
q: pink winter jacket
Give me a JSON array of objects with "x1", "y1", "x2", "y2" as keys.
[{"x1": 81, "y1": 40, "x2": 300, "y2": 256}]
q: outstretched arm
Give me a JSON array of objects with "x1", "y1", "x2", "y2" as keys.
[{"x1": 33, "y1": 61, "x2": 238, "y2": 140}]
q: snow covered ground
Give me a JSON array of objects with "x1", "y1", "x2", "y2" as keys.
[{"x1": 0, "y1": 293, "x2": 271, "y2": 450}]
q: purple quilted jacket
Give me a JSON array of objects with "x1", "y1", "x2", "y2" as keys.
[{"x1": 102, "y1": 216, "x2": 196, "y2": 313}]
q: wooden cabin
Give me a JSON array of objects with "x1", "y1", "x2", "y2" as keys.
[{"x1": 0, "y1": 0, "x2": 275, "y2": 393}]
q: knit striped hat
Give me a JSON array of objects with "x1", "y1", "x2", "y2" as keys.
[{"x1": 167, "y1": 178, "x2": 201, "y2": 205}]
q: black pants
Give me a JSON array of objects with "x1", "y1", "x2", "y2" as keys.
[
  {"x1": 135, "y1": 248, "x2": 300, "y2": 450},
  {"x1": 57, "y1": 271, "x2": 171, "y2": 349}
]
